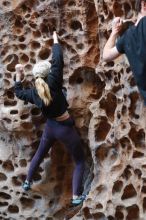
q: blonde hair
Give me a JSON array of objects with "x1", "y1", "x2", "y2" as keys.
[
  {"x1": 32, "y1": 61, "x2": 52, "y2": 105},
  {"x1": 35, "y1": 78, "x2": 52, "y2": 106}
]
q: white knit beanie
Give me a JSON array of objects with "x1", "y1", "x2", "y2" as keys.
[{"x1": 32, "y1": 61, "x2": 51, "y2": 78}]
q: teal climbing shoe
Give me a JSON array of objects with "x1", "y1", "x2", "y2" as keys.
[
  {"x1": 22, "y1": 180, "x2": 32, "y2": 191},
  {"x1": 71, "y1": 195, "x2": 86, "y2": 206}
]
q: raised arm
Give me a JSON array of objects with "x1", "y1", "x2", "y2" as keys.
[
  {"x1": 52, "y1": 31, "x2": 64, "y2": 70},
  {"x1": 48, "y1": 31, "x2": 64, "y2": 88},
  {"x1": 103, "y1": 17, "x2": 123, "y2": 62},
  {"x1": 14, "y1": 64, "x2": 34, "y2": 104}
]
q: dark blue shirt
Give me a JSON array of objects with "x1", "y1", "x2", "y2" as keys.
[
  {"x1": 116, "y1": 16, "x2": 146, "y2": 105},
  {"x1": 14, "y1": 43, "x2": 69, "y2": 118}
]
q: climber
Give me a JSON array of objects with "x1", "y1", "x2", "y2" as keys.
[
  {"x1": 14, "y1": 31, "x2": 86, "y2": 206},
  {"x1": 103, "y1": 0, "x2": 146, "y2": 106}
]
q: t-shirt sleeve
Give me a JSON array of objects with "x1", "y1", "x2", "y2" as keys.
[{"x1": 116, "y1": 35, "x2": 125, "y2": 54}]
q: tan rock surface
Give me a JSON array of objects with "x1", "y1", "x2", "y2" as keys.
[{"x1": 0, "y1": 0, "x2": 145, "y2": 219}]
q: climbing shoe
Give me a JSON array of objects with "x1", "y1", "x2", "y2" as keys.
[
  {"x1": 71, "y1": 195, "x2": 86, "y2": 206},
  {"x1": 22, "y1": 180, "x2": 32, "y2": 191}
]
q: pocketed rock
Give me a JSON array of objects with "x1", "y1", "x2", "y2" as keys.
[{"x1": 0, "y1": 0, "x2": 145, "y2": 219}]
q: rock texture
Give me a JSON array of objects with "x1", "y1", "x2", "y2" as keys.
[{"x1": 0, "y1": 0, "x2": 146, "y2": 219}]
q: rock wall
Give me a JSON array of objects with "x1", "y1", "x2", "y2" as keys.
[{"x1": 0, "y1": 0, "x2": 146, "y2": 220}]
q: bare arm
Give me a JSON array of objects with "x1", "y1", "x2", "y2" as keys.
[
  {"x1": 15, "y1": 64, "x2": 23, "y2": 82},
  {"x1": 103, "y1": 17, "x2": 123, "y2": 62},
  {"x1": 53, "y1": 31, "x2": 58, "y2": 44}
]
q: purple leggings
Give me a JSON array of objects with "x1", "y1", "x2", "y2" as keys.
[{"x1": 27, "y1": 117, "x2": 85, "y2": 196}]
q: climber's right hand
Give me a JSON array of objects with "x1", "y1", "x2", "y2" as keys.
[
  {"x1": 15, "y1": 64, "x2": 24, "y2": 81},
  {"x1": 15, "y1": 64, "x2": 24, "y2": 74},
  {"x1": 112, "y1": 17, "x2": 123, "y2": 36}
]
